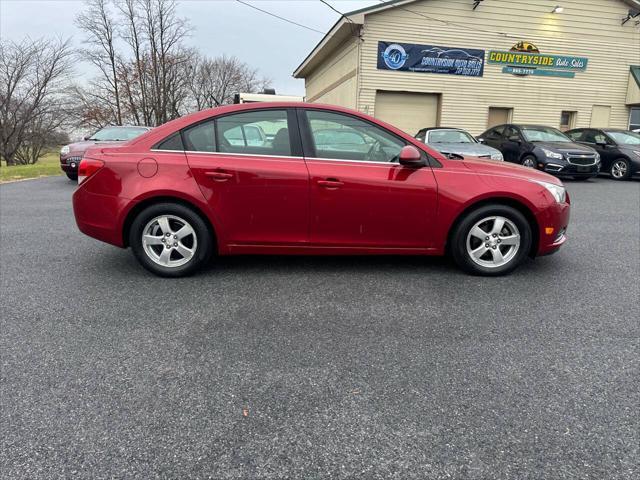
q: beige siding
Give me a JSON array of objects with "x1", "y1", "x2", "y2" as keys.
[
  {"x1": 305, "y1": 37, "x2": 360, "y2": 108},
  {"x1": 352, "y1": 0, "x2": 640, "y2": 134}
]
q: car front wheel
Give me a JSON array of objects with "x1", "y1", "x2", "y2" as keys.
[
  {"x1": 451, "y1": 205, "x2": 532, "y2": 276},
  {"x1": 66, "y1": 172, "x2": 78, "y2": 181},
  {"x1": 521, "y1": 155, "x2": 537, "y2": 168},
  {"x1": 129, "y1": 203, "x2": 213, "y2": 277},
  {"x1": 610, "y1": 158, "x2": 630, "y2": 180}
]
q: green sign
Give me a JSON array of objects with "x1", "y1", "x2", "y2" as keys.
[
  {"x1": 488, "y1": 50, "x2": 588, "y2": 71},
  {"x1": 501, "y1": 66, "x2": 576, "y2": 78}
]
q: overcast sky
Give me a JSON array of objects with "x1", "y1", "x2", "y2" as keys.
[{"x1": 0, "y1": 0, "x2": 380, "y2": 95}]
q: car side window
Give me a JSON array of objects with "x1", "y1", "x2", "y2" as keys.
[
  {"x1": 582, "y1": 130, "x2": 607, "y2": 144},
  {"x1": 504, "y1": 126, "x2": 520, "y2": 141},
  {"x1": 485, "y1": 126, "x2": 505, "y2": 140},
  {"x1": 305, "y1": 110, "x2": 405, "y2": 163},
  {"x1": 415, "y1": 130, "x2": 426, "y2": 142},
  {"x1": 155, "y1": 132, "x2": 184, "y2": 151},
  {"x1": 565, "y1": 130, "x2": 584, "y2": 141},
  {"x1": 183, "y1": 120, "x2": 216, "y2": 152},
  {"x1": 217, "y1": 110, "x2": 291, "y2": 156}
]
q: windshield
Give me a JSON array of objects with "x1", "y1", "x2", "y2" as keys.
[
  {"x1": 89, "y1": 126, "x2": 149, "y2": 141},
  {"x1": 606, "y1": 130, "x2": 640, "y2": 145},
  {"x1": 427, "y1": 129, "x2": 476, "y2": 144},
  {"x1": 521, "y1": 126, "x2": 571, "y2": 142}
]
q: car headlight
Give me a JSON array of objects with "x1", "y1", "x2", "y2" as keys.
[
  {"x1": 541, "y1": 148, "x2": 563, "y2": 160},
  {"x1": 533, "y1": 180, "x2": 566, "y2": 203},
  {"x1": 594, "y1": 152, "x2": 601, "y2": 162},
  {"x1": 60, "y1": 145, "x2": 70, "y2": 155},
  {"x1": 491, "y1": 152, "x2": 503, "y2": 161}
]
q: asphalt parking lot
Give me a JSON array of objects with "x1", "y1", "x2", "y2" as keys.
[{"x1": 1, "y1": 176, "x2": 638, "y2": 479}]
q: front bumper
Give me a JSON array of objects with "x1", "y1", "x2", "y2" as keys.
[
  {"x1": 60, "y1": 155, "x2": 83, "y2": 174},
  {"x1": 540, "y1": 160, "x2": 600, "y2": 178},
  {"x1": 535, "y1": 199, "x2": 571, "y2": 256}
]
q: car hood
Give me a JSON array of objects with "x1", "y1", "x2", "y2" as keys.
[
  {"x1": 533, "y1": 141, "x2": 595, "y2": 154},
  {"x1": 461, "y1": 156, "x2": 562, "y2": 185},
  {"x1": 65, "y1": 139, "x2": 127, "y2": 154},
  {"x1": 428, "y1": 142, "x2": 500, "y2": 157}
]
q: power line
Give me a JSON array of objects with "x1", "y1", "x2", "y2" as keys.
[
  {"x1": 376, "y1": 0, "x2": 512, "y2": 38},
  {"x1": 235, "y1": 0, "x2": 325, "y2": 34},
  {"x1": 319, "y1": 0, "x2": 359, "y2": 37}
]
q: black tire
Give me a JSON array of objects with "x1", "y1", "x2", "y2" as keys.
[
  {"x1": 66, "y1": 172, "x2": 78, "y2": 181},
  {"x1": 521, "y1": 155, "x2": 537, "y2": 168},
  {"x1": 450, "y1": 204, "x2": 533, "y2": 276},
  {"x1": 610, "y1": 158, "x2": 631, "y2": 180},
  {"x1": 129, "y1": 202, "x2": 213, "y2": 278}
]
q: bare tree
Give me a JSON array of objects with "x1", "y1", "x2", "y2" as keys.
[
  {"x1": 188, "y1": 54, "x2": 271, "y2": 110},
  {"x1": 0, "y1": 37, "x2": 74, "y2": 165},
  {"x1": 76, "y1": 0, "x2": 123, "y2": 125}
]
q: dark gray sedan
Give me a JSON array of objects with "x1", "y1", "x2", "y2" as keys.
[{"x1": 415, "y1": 127, "x2": 503, "y2": 161}]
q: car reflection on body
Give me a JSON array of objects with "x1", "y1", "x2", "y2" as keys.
[{"x1": 415, "y1": 127, "x2": 504, "y2": 160}]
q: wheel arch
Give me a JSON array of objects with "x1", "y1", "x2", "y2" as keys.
[
  {"x1": 121, "y1": 195, "x2": 218, "y2": 251},
  {"x1": 446, "y1": 196, "x2": 540, "y2": 257}
]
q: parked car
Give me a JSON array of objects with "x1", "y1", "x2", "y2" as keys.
[
  {"x1": 565, "y1": 128, "x2": 640, "y2": 180},
  {"x1": 478, "y1": 124, "x2": 600, "y2": 180},
  {"x1": 415, "y1": 127, "x2": 503, "y2": 160},
  {"x1": 73, "y1": 103, "x2": 570, "y2": 278},
  {"x1": 60, "y1": 125, "x2": 151, "y2": 180}
]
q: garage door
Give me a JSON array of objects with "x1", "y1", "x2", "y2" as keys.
[{"x1": 374, "y1": 91, "x2": 440, "y2": 136}]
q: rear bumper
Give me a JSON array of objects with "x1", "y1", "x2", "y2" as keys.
[
  {"x1": 535, "y1": 200, "x2": 571, "y2": 256},
  {"x1": 73, "y1": 187, "x2": 130, "y2": 247}
]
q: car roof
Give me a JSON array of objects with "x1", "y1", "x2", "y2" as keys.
[{"x1": 419, "y1": 127, "x2": 465, "y2": 131}]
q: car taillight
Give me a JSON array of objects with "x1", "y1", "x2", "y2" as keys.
[{"x1": 78, "y1": 158, "x2": 104, "y2": 185}]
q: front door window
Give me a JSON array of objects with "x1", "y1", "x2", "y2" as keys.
[{"x1": 305, "y1": 110, "x2": 405, "y2": 163}]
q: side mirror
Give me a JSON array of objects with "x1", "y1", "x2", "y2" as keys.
[
  {"x1": 83, "y1": 136, "x2": 90, "y2": 141},
  {"x1": 508, "y1": 135, "x2": 521, "y2": 143},
  {"x1": 477, "y1": 137, "x2": 486, "y2": 144},
  {"x1": 399, "y1": 145, "x2": 424, "y2": 167}
]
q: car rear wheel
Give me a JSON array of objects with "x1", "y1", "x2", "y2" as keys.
[
  {"x1": 66, "y1": 172, "x2": 78, "y2": 181},
  {"x1": 610, "y1": 158, "x2": 630, "y2": 180},
  {"x1": 521, "y1": 155, "x2": 537, "y2": 168},
  {"x1": 129, "y1": 203, "x2": 213, "y2": 277},
  {"x1": 451, "y1": 205, "x2": 532, "y2": 276}
]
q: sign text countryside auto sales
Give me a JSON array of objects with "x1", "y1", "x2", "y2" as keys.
[{"x1": 378, "y1": 41, "x2": 485, "y2": 77}]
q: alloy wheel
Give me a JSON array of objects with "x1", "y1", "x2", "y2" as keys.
[
  {"x1": 611, "y1": 160, "x2": 628, "y2": 179},
  {"x1": 142, "y1": 215, "x2": 198, "y2": 268},
  {"x1": 522, "y1": 157, "x2": 536, "y2": 168},
  {"x1": 466, "y1": 216, "x2": 521, "y2": 268}
]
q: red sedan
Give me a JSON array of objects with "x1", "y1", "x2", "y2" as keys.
[{"x1": 73, "y1": 103, "x2": 570, "y2": 277}]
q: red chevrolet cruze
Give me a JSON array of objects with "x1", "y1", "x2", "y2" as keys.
[{"x1": 73, "y1": 102, "x2": 570, "y2": 277}]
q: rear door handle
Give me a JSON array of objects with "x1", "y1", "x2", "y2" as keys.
[
  {"x1": 317, "y1": 179, "x2": 344, "y2": 189},
  {"x1": 205, "y1": 171, "x2": 233, "y2": 181}
]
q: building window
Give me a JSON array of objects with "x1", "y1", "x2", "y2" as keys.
[
  {"x1": 560, "y1": 111, "x2": 577, "y2": 131},
  {"x1": 630, "y1": 108, "x2": 640, "y2": 131},
  {"x1": 487, "y1": 107, "x2": 513, "y2": 128}
]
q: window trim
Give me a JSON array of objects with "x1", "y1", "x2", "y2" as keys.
[
  {"x1": 153, "y1": 107, "x2": 303, "y2": 157},
  {"x1": 298, "y1": 107, "x2": 440, "y2": 167}
]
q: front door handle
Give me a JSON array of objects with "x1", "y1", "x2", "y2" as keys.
[
  {"x1": 317, "y1": 178, "x2": 344, "y2": 189},
  {"x1": 205, "y1": 171, "x2": 233, "y2": 182}
]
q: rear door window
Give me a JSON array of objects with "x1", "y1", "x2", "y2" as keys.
[{"x1": 217, "y1": 110, "x2": 291, "y2": 156}]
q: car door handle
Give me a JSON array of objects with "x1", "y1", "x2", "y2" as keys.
[
  {"x1": 317, "y1": 179, "x2": 344, "y2": 189},
  {"x1": 205, "y1": 171, "x2": 233, "y2": 181}
]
